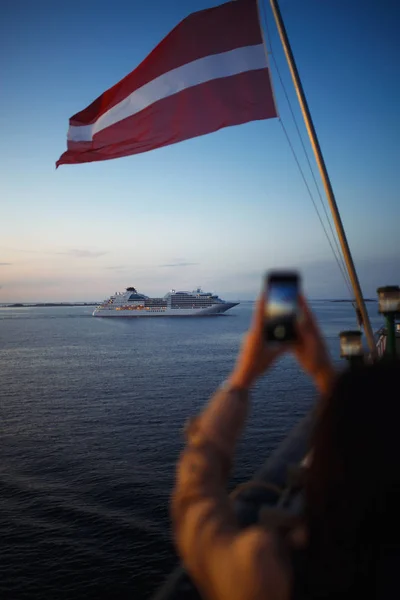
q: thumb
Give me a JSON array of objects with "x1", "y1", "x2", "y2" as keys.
[{"x1": 251, "y1": 290, "x2": 267, "y2": 332}]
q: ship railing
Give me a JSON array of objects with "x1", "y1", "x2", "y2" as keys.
[{"x1": 375, "y1": 327, "x2": 387, "y2": 359}]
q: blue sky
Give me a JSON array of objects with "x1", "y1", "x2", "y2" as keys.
[{"x1": 1, "y1": 0, "x2": 399, "y2": 302}]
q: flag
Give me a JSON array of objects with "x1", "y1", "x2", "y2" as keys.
[{"x1": 56, "y1": 0, "x2": 277, "y2": 167}]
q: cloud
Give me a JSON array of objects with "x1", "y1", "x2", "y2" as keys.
[
  {"x1": 0, "y1": 262, "x2": 12, "y2": 266},
  {"x1": 104, "y1": 265, "x2": 128, "y2": 271},
  {"x1": 56, "y1": 249, "x2": 107, "y2": 258},
  {"x1": 160, "y1": 261, "x2": 199, "y2": 268},
  {"x1": 0, "y1": 246, "x2": 107, "y2": 258}
]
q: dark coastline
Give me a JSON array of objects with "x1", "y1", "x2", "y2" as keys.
[{"x1": 1, "y1": 303, "x2": 99, "y2": 308}]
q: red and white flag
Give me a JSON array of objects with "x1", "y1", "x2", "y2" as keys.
[{"x1": 56, "y1": 0, "x2": 277, "y2": 167}]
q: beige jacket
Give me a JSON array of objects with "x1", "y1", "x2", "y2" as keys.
[{"x1": 171, "y1": 385, "x2": 291, "y2": 600}]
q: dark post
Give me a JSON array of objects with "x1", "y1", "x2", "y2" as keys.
[
  {"x1": 377, "y1": 286, "x2": 400, "y2": 359},
  {"x1": 385, "y1": 313, "x2": 396, "y2": 358}
]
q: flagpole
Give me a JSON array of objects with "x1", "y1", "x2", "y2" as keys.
[{"x1": 268, "y1": 0, "x2": 377, "y2": 358}]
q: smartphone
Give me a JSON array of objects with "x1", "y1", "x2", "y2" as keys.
[{"x1": 264, "y1": 271, "x2": 300, "y2": 342}]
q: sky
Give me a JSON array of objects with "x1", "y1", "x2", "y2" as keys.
[{"x1": 1, "y1": 0, "x2": 399, "y2": 302}]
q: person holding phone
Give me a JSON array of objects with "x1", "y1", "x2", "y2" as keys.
[
  {"x1": 171, "y1": 275, "x2": 334, "y2": 599},
  {"x1": 171, "y1": 274, "x2": 400, "y2": 600}
]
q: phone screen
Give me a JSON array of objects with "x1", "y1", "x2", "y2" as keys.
[{"x1": 265, "y1": 274, "x2": 299, "y2": 342}]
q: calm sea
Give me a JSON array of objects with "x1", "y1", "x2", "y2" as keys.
[{"x1": 0, "y1": 302, "x2": 382, "y2": 599}]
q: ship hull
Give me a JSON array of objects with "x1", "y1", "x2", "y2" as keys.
[{"x1": 93, "y1": 303, "x2": 238, "y2": 317}]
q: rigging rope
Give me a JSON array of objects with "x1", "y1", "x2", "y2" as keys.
[
  {"x1": 278, "y1": 119, "x2": 355, "y2": 298},
  {"x1": 260, "y1": 1, "x2": 355, "y2": 302}
]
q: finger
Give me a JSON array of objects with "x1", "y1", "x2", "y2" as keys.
[
  {"x1": 298, "y1": 295, "x2": 320, "y2": 337},
  {"x1": 293, "y1": 297, "x2": 317, "y2": 354},
  {"x1": 251, "y1": 290, "x2": 266, "y2": 333}
]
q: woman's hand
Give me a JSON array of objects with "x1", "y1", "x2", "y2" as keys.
[
  {"x1": 228, "y1": 291, "x2": 284, "y2": 390},
  {"x1": 294, "y1": 295, "x2": 335, "y2": 395}
]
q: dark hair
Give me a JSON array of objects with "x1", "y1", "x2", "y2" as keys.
[{"x1": 301, "y1": 360, "x2": 400, "y2": 597}]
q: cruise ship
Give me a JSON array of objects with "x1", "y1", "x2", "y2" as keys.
[{"x1": 93, "y1": 287, "x2": 239, "y2": 317}]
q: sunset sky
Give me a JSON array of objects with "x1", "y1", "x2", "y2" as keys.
[{"x1": 1, "y1": 0, "x2": 399, "y2": 302}]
